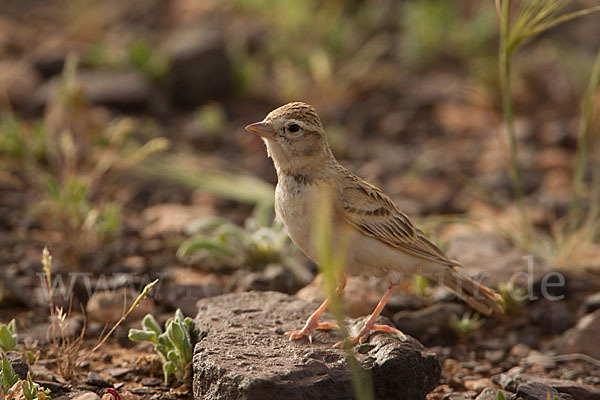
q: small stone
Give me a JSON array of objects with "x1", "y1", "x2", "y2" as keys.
[
  {"x1": 72, "y1": 392, "x2": 101, "y2": 400},
  {"x1": 583, "y1": 292, "x2": 600, "y2": 314},
  {"x1": 514, "y1": 382, "x2": 572, "y2": 400},
  {"x1": 141, "y1": 377, "x2": 162, "y2": 386},
  {"x1": 86, "y1": 371, "x2": 113, "y2": 388},
  {"x1": 509, "y1": 343, "x2": 531, "y2": 359},
  {"x1": 108, "y1": 367, "x2": 132, "y2": 378},
  {"x1": 475, "y1": 388, "x2": 511, "y2": 400},
  {"x1": 464, "y1": 377, "x2": 495, "y2": 392},
  {"x1": 484, "y1": 349, "x2": 505, "y2": 364},
  {"x1": 4, "y1": 351, "x2": 29, "y2": 380},
  {"x1": 558, "y1": 308, "x2": 600, "y2": 359}
]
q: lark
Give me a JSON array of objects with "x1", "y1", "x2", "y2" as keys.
[{"x1": 245, "y1": 102, "x2": 503, "y2": 345}]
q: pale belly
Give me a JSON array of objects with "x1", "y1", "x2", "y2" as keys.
[{"x1": 275, "y1": 180, "x2": 438, "y2": 282}]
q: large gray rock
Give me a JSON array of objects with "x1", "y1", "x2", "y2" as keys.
[{"x1": 193, "y1": 291, "x2": 440, "y2": 400}]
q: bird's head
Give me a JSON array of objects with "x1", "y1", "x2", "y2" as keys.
[{"x1": 245, "y1": 102, "x2": 331, "y2": 172}]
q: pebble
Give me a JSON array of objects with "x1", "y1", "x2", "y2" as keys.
[{"x1": 72, "y1": 392, "x2": 101, "y2": 400}]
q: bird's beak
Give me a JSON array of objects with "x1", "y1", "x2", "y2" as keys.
[{"x1": 245, "y1": 121, "x2": 274, "y2": 139}]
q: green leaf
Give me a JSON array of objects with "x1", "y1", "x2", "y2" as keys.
[
  {"x1": 7, "y1": 319, "x2": 16, "y2": 335},
  {"x1": 167, "y1": 349, "x2": 179, "y2": 365},
  {"x1": 184, "y1": 216, "x2": 236, "y2": 235},
  {"x1": 0, "y1": 324, "x2": 16, "y2": 351},
  {"x1": 1, "y1": 354, "x2": 19, "y2": 390},
  {"x1": 128, "y1": 329, "x2": 157, "y2": 343},
  {"x1": 142, "y1": 314, "x2": 163, "y2": 335},
  {"x1": 162, "y1": 361, "x2": 175, "y2": 385},
  {"x1": 167, "y1": 320, "x2": 186, "y2": 350},
  {"x1": 176, "y1": 235, "x2": 233, "y2": 258}
]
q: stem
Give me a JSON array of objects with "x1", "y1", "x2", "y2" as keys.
[
  {"x1": 499, "y1": 0, "x2": 532, "y2": 243},
  {"x1": 85, "y1": 279, "x2": 158, "y2": 358},
  {"x1": 569, "y1": 49, "x2": 600, "y2": 232}
]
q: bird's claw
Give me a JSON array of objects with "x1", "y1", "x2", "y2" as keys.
[
  {"x1": 285, "y1": 322, "x2": 338, "y2": 342},
  {"x1": 333, "y1": 324, "x2": 406, "y2": 348}
]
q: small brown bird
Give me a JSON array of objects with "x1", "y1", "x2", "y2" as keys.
[{"x1": 245, "y1": 102, "x2": 503, "y2": 345}]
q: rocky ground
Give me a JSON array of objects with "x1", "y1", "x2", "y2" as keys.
[{"x1": 1, "y1": 0, "x2": 600, "y2": 399}]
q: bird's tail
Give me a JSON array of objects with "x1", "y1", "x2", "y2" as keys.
[{"x1": 442, "y1": 266, "x2": 504, "y2": 316}]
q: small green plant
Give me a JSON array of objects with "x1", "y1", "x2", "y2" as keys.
[
  {"x1": 2, "y1": 356, "x2": 51, "y2": 400},
  {"x1": 127, "y1": 38, "x2": 170, "y2": 80},
  {"x1": 495, "y1": 0, "x2": 600, "y2": 251},
  {"x1": 21, "y1": 372, "x2": 51, "y2": 400},
  {"x1": 178, "y1": 215, "x2": 289, "y2": 268},
  {"x1": 177, "y1": 213, "x2": 312, "y2": 283},
  {"x1": 0, "y1": 319, "x2": 17, "y2": 351},
  {"x1": 1, "y1": 353, "x2": 19, "y2": 391},
  {"x1": 400, "y1": 0, "x2": 496, "y2": 70},
  {"x1": 412, "y1": 275, "x2": 433, "y2": 298},
  {"x1": 449, "y1": 311, "x2": 482, "y2": 339},
  {"x1": 41, "y1": 247, "x2": 158, "y2": 380},
  {"x1": 497, "y1": 281, "x2": 526, "y2": 314},
  {"x1": 128, "y1": 309, "x2": 193, "y2": 385}
]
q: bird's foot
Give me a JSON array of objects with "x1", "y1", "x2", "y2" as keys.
[
  {"x1": 285, "y1": 321, "x2": 338, "y2": 343},
  {"x1": 334, "y1": 324, "x2": 406, "y2": 347}
]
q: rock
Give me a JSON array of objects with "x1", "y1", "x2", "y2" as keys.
[
  {"x1": 228, "y1": 264, "x2": 305, "y2": 295},
  {"x1": 142, "y1": 203, "x2": 215, "y2": 237},
  {"x1": 558, "y1": 308, "x2": 600, "y2": 359},
  {"x1": 0, "y1": 60, "x2": 40, "y2": 109},
  {"x1": 163, "y1": 28, "x2": 233, "y2": 107},
  {"x1": 529, "y1": 298, "x2": 575, "y2": 335},
  {"x1": 508, "y1": 343, "x2": 531, "y2": 359},
  {"x1": 161, "y1": 269, "x2": 224, "y2": 317},
  {"x1": 72, "y1": 392, "x2": 101, "y2": 400},
  {"x1": 492, "y1": 372, "x2": 600, "y2": 400},
  {"x1": 583, "y1": 292, "x2": 600, "y2": 314},
  {"x1": 475, "y1": 388, "x2": 511, "y2": 400},
  {"x1": 34, "y1": 70, "x2": 156, "y2": 112},
  {"x1": 526, "y1": 376, "x2": 600, "y2": 400},
  {"x1": 464, "y1": 377, "x2": 495, "y2": 392},
  {"x1": 443, "y1": 392, "x2": 478, "y2": 399},
  {"x1": 5, "y1": 351, "x2": 29, "y2": 380},
  {"x1": 393, "y1": 302, "x2": 466, "y2": 346},
  {"x1": 86, "y1": 371, "x2": 113, "y2": 388},
  {"x1": 513, "y1": 382, "x2": 573, "y2": 400},
  {"x1": 193, "y1": 291, "x2": 441, "y2": 400}
]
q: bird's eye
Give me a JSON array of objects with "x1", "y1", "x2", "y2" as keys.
[{"x1": 288, "y1": 123, "x2": 300, "y2": 133}]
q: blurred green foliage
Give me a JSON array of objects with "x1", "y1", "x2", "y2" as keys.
[
  {"x1": 400, "y1": 0, "x2": 496, "y2": 70},
  {"x1": 178, "y1": 212, "x2": 312, "y2": 283}
]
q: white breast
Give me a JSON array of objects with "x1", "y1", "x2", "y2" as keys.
[
  {"x1": 275, "y1": 176, "x2": 320, "y2": 261},
  {"x1": 275, "y1": 175, "x2": 442, "y2": 283}
]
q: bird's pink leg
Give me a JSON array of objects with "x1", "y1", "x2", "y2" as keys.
[
  {"x1": 336, "y1": 282, "x2": 406, "y2": 346},
  {"x1": 285, "y1": 275, "x2": 347, "y2": 343}
]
